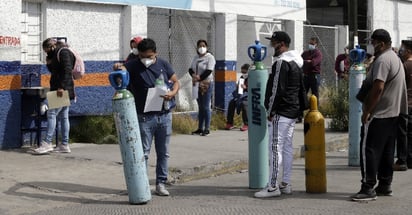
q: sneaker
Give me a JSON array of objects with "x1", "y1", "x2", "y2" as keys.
[
  {"x1": 225, "y1": 123, "x2": 234, "y2": 130},
  {"x1": 393, "y1": 163, "x2": 408, "y2": 171},
  {"x1": 155, "y1": 183, "x2": 170, "y2": 196},
  {"x1": 351, "y1": 189, "x2": 377, "y2": 201},
  {"x1": 374, "y1": 185, "x2": 393, "y2": 196},
  {"x1": 254, "y1": 186, "x2": 281, "y2": 198},
  {"x1": 191, "y1": 129, "x2": 203, "y2": 135},
  {"x1": 53, "y1": 144, "x2": 71, "y2": 153},
  {"x1": 201, "y1": 129, "x2": 210, "y2": 136},
  {"x1": 240, "y1": 125, "x2": 248, "y2": 131},
  {"x1": 32, "y1": 142, "x2": 53, "y2": 155},
  {"x1": 279, "y1": 182, "x2": 292, "y2": 194}
]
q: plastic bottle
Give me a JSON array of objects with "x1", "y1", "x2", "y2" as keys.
[{"x1": 155, "y1": 73, "x2": 169, "y2": 110}]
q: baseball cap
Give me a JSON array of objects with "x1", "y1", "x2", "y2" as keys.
[
  {"x1": 370, "y1": 29, "x2": 391, "y2": 43},
  {"x1": 265, "y1": 31, "x2": 291, "y2": 45},
  {"x1": 130, "y1": 36, "x2": 143, "y2": 44}
]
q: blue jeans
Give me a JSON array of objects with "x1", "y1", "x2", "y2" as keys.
[
  {"x1": 138, "y1": 112, "x2": 172, "y2": 185},
  {"x1": 44, "y1": 106, "x2": 70, "y2": 145},
  {"x1": 196, "y1": 82, "x2": 214, "y2": 130}
]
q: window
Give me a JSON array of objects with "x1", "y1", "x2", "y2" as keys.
[{"x1": 21, "y1": 1, "x2": 43, "y2": 63}]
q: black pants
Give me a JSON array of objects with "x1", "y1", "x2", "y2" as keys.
[
  {"x1": 360, "y1": 117, "x2": 398, "y2": 190},
  {"x1": 396, "y1": 109, "x2": 412, "y2": 167},
  {"x1": 226, "y1": 98, "x2": 247, "y2": 125},
  {"x1": 303, "y1": 73, "x2": 320, "y2": 105}
]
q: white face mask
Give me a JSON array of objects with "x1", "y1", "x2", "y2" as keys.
[
  {"x1": 132, "y1": 48, "x2": 138, "y2": 55},
  {"x1": 366, "y1": 44, "x2": 374, "y2": 55},
  {"x1": 308, "y1": 44, "x2": 316, "y2": 50},
  {"x1": 198, "y1": 47, "x2": 207, "y2": 55},
  {"x1": 141, "y1": 58, "x2": 154, "y2": 68}
]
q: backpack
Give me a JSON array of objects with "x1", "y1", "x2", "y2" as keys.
[{"x1": 57, "y1": 47, "x2": 85, "y2": 80}]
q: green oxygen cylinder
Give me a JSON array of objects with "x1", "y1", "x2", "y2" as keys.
[{"x1": 247, "y1": 40, "x2": 269, "y2": 189}]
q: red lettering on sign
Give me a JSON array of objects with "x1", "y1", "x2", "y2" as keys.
[{"x1": 0, "y1": 36, "x2": 21, "y2": 47}]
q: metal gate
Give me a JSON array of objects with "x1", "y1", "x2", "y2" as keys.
[
  {"x1": 303, "y1": 24, "x2": 338, "y2": 88},
  {"x1": 148, "y1": 8, "x2": 216, "y2": 111}
]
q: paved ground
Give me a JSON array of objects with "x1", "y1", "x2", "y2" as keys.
[{"x1": 1, "y1": 121, "x2": 411, "y2": 215}]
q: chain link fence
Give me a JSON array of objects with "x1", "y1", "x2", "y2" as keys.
[{"x1": 148, "y1": 7, "x2": 216, "y2": 111}]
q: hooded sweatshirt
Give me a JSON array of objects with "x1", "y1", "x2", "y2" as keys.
[{"x1": 265, "y1": 50, "x2": 304, "y2": 119}]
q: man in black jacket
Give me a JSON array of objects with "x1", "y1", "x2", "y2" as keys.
[
  {"x1": 33, "y1": 38, "x2": 75, "y2": 154},
  {"x1": 254, "y1": 31, "x2": 304, "y2": 198}
]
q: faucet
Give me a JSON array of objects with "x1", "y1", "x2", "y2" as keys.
[{"x1": 25, "y1": 72, "x2": 39, "y2": 87}]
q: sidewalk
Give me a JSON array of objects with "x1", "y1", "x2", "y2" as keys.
[{"x1": 0, "y1": 120, "x2": 349, "y2": 214}]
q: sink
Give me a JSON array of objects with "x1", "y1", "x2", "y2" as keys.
[{"x1": 21, "y1": 87, "x2": 50, "y2": 99}]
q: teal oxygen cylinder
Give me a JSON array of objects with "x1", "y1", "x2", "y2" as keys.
[
  {"x1": 109, "y1": 70, "x2": 151, "y2": 204},
  {"x1": 348, "y1": 45, "x2": 366, "y2": 166},
  {"x1": 247, "y1": 40, "x2": 269, "y2": 189}
]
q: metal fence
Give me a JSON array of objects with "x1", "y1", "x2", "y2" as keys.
[
  {"x1": 303, "y1": 24, "x2": 338, "y2": 88},
  {"x1": 148, "y1": 7, "x2": 216, "y2": 111}
]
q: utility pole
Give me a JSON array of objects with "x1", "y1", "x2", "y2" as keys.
[{"x1": 348, "y1": 0, "x2": 358, "y2": 48}]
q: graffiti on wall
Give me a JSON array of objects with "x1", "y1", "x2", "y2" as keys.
[{"x1": 0, "y1": 36, "x2": 21, "y2": 47}]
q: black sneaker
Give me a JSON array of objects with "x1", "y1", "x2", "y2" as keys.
[
  {"x1": 351, "y1": 189, "x2": 377, "y2": 201},
  {"x1": 393, "y1": 163, "x2": 408, "y2": 171},
  {"x1": 191, "y1": 129, "x2": 203, "y2": 135},
  {"x1": 201, "y1": 130, "x2": 210, "y2": 136},
  {"x1": 374, "y1": 185, "x2": 393, "y2": 196}
]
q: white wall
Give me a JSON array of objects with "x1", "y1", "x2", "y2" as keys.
[
  {"x1": 0, "y1": 0, "x2": 21, "y2": 61},
  {"x1": 45, "y1": 1, "x2": 124, "y2": 60},
  {"x1": 370, "y1": 0, "x2": 412, "y2": 47}
]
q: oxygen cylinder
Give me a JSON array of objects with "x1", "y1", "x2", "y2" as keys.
[
  {"x1": 247, "y1": 40, "x2": 269, "y2": 189},
  {"x1": 304, "y1": 95, "x2": 327, "y2": 193},
  {"x1": 348, "y1": 45, "x2": 366, "y2": 166},
  {"x1": 109, "y1": 70, "x2": 151, "y2": 204}
]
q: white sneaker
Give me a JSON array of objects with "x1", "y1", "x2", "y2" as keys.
[
  {"x1": 280, "y1": 182, "x2": 292, "y2": 194},
  {"x1": 32, "y1": 142, "x2": 53, "y2": 155},
  {"x1": 254, "y1": 186, "x2": 281, "y2": 198},
  {"x1": 53, "y1": 144, "x2": 71, "y2": 153},
  {"x1": 155, "y1": 184, "x2": 170, "y2": 196}
]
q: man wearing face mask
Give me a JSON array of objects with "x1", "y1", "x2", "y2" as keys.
[
  {"x1": 123, "y1": 38, "x2": 180, "y2": 197},
  {"x1": 351, "y1": 29, "x2": 407, "y2": 201},
  {"x1": 394, "y1": 40, "x2": 412, "y2": 171},
  {"x1": 113, "y1": 36, "x2": 142, "y2": 70},
  {"x1": 301, "y1": 37, "x2": 323, "y2": 102},
  {"x1": 334, "y1": 46, "x2": 350, "y2": 80},
  {"x1": 254, "y1": 31, "x2": 305, "y2": 198}
]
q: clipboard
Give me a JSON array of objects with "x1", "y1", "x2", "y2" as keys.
[{"x1": 46, "y1": 90, "x2": 71, "y2": 109}]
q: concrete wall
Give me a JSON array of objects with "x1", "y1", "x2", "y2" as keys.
[
  {"x1": 369, "y1": 0, "x2": 412, "y2": 47},
  {"x1": 0, "y1": 0, "x2": 306, "y2": 148}
]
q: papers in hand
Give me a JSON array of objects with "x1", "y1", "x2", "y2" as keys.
[
  {"x1": 46, "y1": 90, "x2": 71, "y2": 109},
  {"x1": 238, "y1": 78, "x2": 245, "y2": 95},
  {"x1": 144, "y1": 87, "x2": 166, "y2": 113}
]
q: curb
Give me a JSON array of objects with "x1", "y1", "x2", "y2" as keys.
[{"x1": 170, "y1": 136, "x2": 349, "y2": 184}]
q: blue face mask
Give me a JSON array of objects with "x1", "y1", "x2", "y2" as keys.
[{"x1": 308, "y1": 44, "x2": 316, "y2": 50}]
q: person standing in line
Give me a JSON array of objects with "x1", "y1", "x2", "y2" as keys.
[
  {"x1": 113, "y1": 36, "x2": 143, "y2": 70},
  {"x1": 254, "y1": 31, "x2": 304, "y2": 198},
  {"x1": 334, "y1": 46, "x2": 350, "y2": 80},
  {"x1": 351, "y1": 29, "x2": 407, "y2": 201},
  {"x1": 301, "y1": 37, "x2": 323, "y2": 100},
  {"x1": 394, "y1": 40, "x2": 412, "y2": 171},
  {"x1": 225, "y1": 63, "x2": 250, "y2": 131},
  {"x1": 123, "y1": 38, "x2": 180, "y2": 196},
  {"x1": 189, "y1": 39, "x2": 216, "y2": 136},
  {"x1": 33, "y1": 38, "x2": 75, "y2": 154}
]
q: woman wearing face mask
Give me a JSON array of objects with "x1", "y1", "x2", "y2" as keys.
[
  {"x1": 189, "y1": 39, "x2": 216, "y2": 136},
  {"x1": 32, "y1": 38, "x2": 75, "y2": 155},
  {"x1": 113, "y1": 36, "x2": 142, "y2": 70}
]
